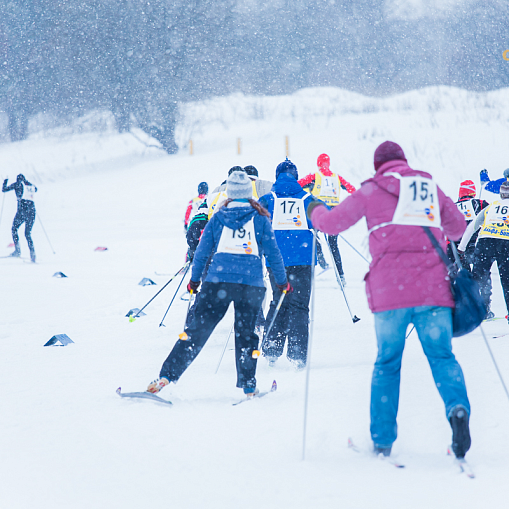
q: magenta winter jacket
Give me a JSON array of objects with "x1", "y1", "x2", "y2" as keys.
[{"x1": 311, "y1": 160, "x2": 466, "y2": 313}]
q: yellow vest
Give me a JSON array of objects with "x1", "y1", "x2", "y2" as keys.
[
  {"x1": 478, "y1": 200, "x2": 509, "y2": 240},
  {"x1": 311, "y1": 172, "x2": 341, "y2": 206},
  {"x1": 207, "y1": 181, "x2": 258, "y2": 219}
]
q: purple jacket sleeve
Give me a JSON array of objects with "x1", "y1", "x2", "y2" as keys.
[{"x1": 311, "y1": 191, "x2": 366, "y2": 234}]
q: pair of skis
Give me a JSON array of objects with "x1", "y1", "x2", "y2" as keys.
[
  {"x1": 116, "y1": 380, "x2": 277, "y2": 407},
  {"x1": 348, "y1": 438, "x2": 475, "y2": 478}
]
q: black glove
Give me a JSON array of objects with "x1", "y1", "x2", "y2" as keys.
[
  {"x1": 306, "y1": 199, "x2": 326, "y2": 221},
  {"x1": 187, "y1": 280, "x2": 200, "y2": 292},
  {"x1": 276, "y1": 282, "x2": 293, "y2": 293}
]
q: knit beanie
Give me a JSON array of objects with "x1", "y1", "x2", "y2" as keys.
[
  {"x1": 227, "y1": 170, "x2": 253, "y2": 200},
  {"x1": 504, "y1": 168, "x2": 509, "y2": 180},
  {"x1": 275, "y1": 158, "x2": 298, "y2": 180},
  {"x1": 244, "y1": 165, "x2": 258, "y2": 179},
  {"x1": 197, "y1": 182, "x2": 208, "y2": 195},
  {"x1": 500, "y1": 181, "x2": 509, "y2": 199},
  {"x1": 317, "y1": 153, "x2": 330, "y2": 170},
  {"x1": 459, "y1": 180, "x2": 476, "y2": 199},
  {"x1": 228, "y1": 166, "x2": 244, "y2": 176},
  {"x1": 374, "y1": 141, "x2": 407, "y2": 172}
]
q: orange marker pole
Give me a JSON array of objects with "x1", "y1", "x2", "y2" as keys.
[
  {"x1": 285, "y1": 136, "x2": 289, "y2": 158},
  {"x1": 237, "y1": 137, "x2": 241, "y2": 155},
  {"x1": 189, "y1": 139, "x2": 193, "y2": 156}
]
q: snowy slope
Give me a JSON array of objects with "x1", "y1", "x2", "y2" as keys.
[{"x1": 1, "y1": 86, "x2": 509, "y2": 509}]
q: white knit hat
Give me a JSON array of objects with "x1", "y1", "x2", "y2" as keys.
[{"x1": 227, "y1": 170, "x2": 252, "y2": 200}]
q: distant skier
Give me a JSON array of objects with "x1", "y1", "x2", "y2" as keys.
[
  {"x1": 207, "y1": 166, "x2": 244, "y2": 218},
  {"x1": 458, "y1": 181, "x2": 509, "y2": 322},
  {"x1": 243, "y1": 165, "x2": 273, "y2": 197},
  {"x1": 186, "y1": 200, "x2": 208, "y2": 263},
  {"x1": 449, "y1": 179, "x2": 489, "y2": 270},
  {"x1": 298, "y1": 153, "x2": 356, "y2": 285},
  {"x1": 479, "y1": 168, "x2": 509, "y2": 201},
  {"x1": 184, "y1": 182, "x2": 208, "y2": 231},
  {"x1": 147, "y1": 170, "x2": 288, "y2": 397},
  {"x1": 259, "y1": 158, "x2": 324, "y2": 369},
  {"x1": 2, "y1": 174, "x2": 37, "y2": 262},
  {"x1": 307, "y1": 141, "x2": 471, "y2": 461}
]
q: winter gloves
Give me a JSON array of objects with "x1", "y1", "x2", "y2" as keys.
[
  {"x1": 276, "y1": 282, "x2": 293, "y2": 293},
  {"x1": 187, "y1": 280, "x2": 200, "y2": 293},
  {"x1": 306, "y1": 199, "x2": 326, "y2": 222}
]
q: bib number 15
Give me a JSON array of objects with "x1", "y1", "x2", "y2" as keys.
[{"x1": 409, "y1": 181, "x2": 434, "y2": 202}]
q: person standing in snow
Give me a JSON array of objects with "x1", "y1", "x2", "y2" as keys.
[
  {"x1": 184, "y1": 182, "x2": 208, "y2": 231},
  {"x1": 259, "y1": 159, "x2": 323, "y2": 370},
  {"x1": 147, "y1": 170, "x2": 288, "y2": 397},
  {"x1": 458, "y1": 181, "x2": 509, "y2": 323},
  {"x1": 2, "y1": 174, "x2": 37, "y2": 263},
  {"x1": 298, "y1": 153, "x2": 356, "y2": 285},
  {"x1": 448, "y1": 179, "x2": 489, "y2": 271},
  {"x1": 306, "y1": 141, "x2": 471, "y2": 461}
]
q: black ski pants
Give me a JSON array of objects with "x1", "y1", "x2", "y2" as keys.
[
  {"x1": 160, "y1": 282, "x2": 265, "y2": 390},
  {"x1": 262, "y1": 265, "x2": 312, "y2": 364},
  {"x1": 472, "y1": 237, "x2": 509, "y2": 315},
  {"x1": 325, "y1": 234, "x2": 343, "y2": 275},
  {"x1": 12, "y1": 201, "x2": 36, "y2": 255}
]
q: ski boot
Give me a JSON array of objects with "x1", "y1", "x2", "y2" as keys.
[
  {"x1": 147, "y1": 377, "x2": 169, "y2": 394},
  {"x1": 9, "y1": 250, "x2": 21, "y2": 258},
  {"x1": 449, "y1": 406, "x2": 471, "y2": 459},
  {"x1": 244, "y1": 387, "x2": 260, "y2": 398},
  {"x1": 373, "y1": 445, "x2": 392, "y2": 457},
  {"x1": 290, "y1": 359, "x2": 306, "y2": 371}
]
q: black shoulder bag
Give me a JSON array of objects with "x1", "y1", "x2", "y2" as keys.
[{"x1": 422, "y1": 226, "x2": 486, "y2": 337}]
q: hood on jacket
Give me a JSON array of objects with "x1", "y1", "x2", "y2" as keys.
[
  {"x1": 363, "y1": 159, "x2": 433, "y2": 197},
  {"x1": 272, "y1": 173, "x2": 305, "y2": 197},
  {"x1": 214, "y1": 204, "x2": 257, "y2": 230}
]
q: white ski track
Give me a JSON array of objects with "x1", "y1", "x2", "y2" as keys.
[
  {"x1": 347, "y1": 438, "x2": 405, "y2": 469},
  {"x1": 447, "y1": 447, "x2": 475, "y2": 479},
  {"x1": 116, "y1": 387, "x2": 173, "y2": 406},
  {"x1": 232, "y1": 380, "x2": 277, "y2": 406}
]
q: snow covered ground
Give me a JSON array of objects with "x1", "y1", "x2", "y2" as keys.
[{"x1": 1, "y1": 86, "x2": 509, "y2": 508}]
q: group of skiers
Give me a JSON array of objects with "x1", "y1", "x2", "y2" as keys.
[{"x1": 143, "y1": 140, "x2": 509, "y2": 464}]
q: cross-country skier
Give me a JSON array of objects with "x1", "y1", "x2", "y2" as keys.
[
  {"x1": 306, "y1": 141, "x2": 471, "y2": 461},
  {"x1": 243, "y1": 165, "x2": 273, "y2": 197},
  {"x1": 458, "y1": 181, "x2": 509, "y2": 323},
  {"x1": 147, "y1": 170, "x2": 288, "y2": 397},
  {"x1": 298, "y1": 153, "x2": 356, "y2": 285},
  {"x1": 259, "y1": 158, "x2": 324, "y2": 369},
  {"x1": 479, "y1": 168, "x2": 509, "y2": 202},
  {"x1": 184, "y1": 182, "x2": 208, "y2": 231},
  {"x1": 448, "y1": 180, "x2": 489, "y2": 270},
  {"x1": 2, "y1": 174, "x2": 37, "y2": 262},
  {"x1": 207, "y1": 166, "x2": 244, "y2": 218},
  {"x1": 186, "y1": 200, "x2": 208, "y2": 263}
]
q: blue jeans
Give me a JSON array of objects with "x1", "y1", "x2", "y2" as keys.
[{"x1": 371, "y1": 306, "x2": 470, "y2": 447}]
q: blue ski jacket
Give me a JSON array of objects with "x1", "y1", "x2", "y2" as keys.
[
  {"x1": 259, "y1": 173, "x2": 326, "y2": 266},
  {"x1": 191, "y1": 203, "x2": 287, "y2": 287}
]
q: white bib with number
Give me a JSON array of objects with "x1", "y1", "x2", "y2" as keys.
[
  {"x1": 369, "y1": 174, "x2": 441, "y2": 234},
  {"x1": 271, "y1": 192, "x2": 309, "y2": 231},
  {"x1": 216, "y1": 218, "x2": 259, "y2": 256},
  {"x1": 478, "y1": 200, "x2": 509, "y2": 240},
  {"x1": 456, "y1": 199, "x2": 475, "y2": 221},
  {"x1": 23, "y1": 184, "x2": 36, "y2": 201},
  {"x1": 319, "y1": 175, "x2": 339, "y2": 198}
]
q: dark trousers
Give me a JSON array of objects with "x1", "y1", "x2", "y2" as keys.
[
  {"x1": 262, "y1": 265, "x2": 312, "y2": 363},
  {"x1": 472, "y1": 238, "x2": 509, "y2": 315},
  {"x1": 160, "y1": 282, "x2": 265, "y2": 390},
  {"x1": 12, "y1": 201, "x2": 36, "y2": 256},
  {"x1": 326, "y1": 234, "x2": 343, "y2": 275}
]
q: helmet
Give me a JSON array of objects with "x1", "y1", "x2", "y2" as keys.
[{"x1": 197, "y1": 182, "x2": 208, "y2": 195}]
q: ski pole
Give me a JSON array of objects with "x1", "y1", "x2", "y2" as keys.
[
  {"x1": 479, "y1": 325, "x2": 509, "y2": 405},
  {"x1": 260, "y1": 287, "x2": 288, "y2": 351},
  {"x1": 323, "y1": 233, "x2": 360, "y2": 323},
  {"x1": 178, "y1": 289, "x2": 195, "y2": 340},
  {"x1": 215, "y1": 322, "x2": 235, "y2": 374},
  {"x1": 159, "y1": 263, "x2": 191, "y2": 327},
  {"x1": 37, "y1": 212, "x2": 56, "y2": 254},
  {"x1": 405, "y1": 325, "x2": 415, "y2": 339},
  {"x1": 131, "y1": 262, "x2": 189, "y2": 320},
  {"x1": 0, "y1": 191, "x2": 5, "y2": 231},
  {"x1": 302, "y1": 231, "x2": 317, "y2": 460},
  {"x1": 338, "y1": 234, "x2": 370, "y2": 264}
]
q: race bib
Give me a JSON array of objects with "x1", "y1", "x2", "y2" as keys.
[
  {"x1": 216, "y1": 218, "x2": 259, "y2": 256},
  {"x1": 389, "y1": 174, "x2": 441, "y2": 228},
  {"x1": 479, "y1": 201, "x2": 509, "y2": 240},
  {"x1": 271, "y1": 192, "x2": 309, "y2": 231},
  {"x1": 456, "y1": 200, "x2": 475, "y2": 221},
  {"x1": 319, "y1": 175, "x2": 340, "y2": 198},
  {"x1": 23, "y1": 184, "x2": 36, "y2": 201}
]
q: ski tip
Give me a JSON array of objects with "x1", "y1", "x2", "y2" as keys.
[
  {"x1": 353, "y1": 316, "x2": 361, "y2": 323},
  {"x1": 271, "y1": 380, "x2": 277, "y2": 392},
  {"x1": 179, "y1": 332, "x2": 189, "y2": 340},
  {"x1": 116, "y1": 387, "x2": 122, "y2": 395},
  {"x1": 252, "y1": 349, "x2": 261, "y2": 359}
]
